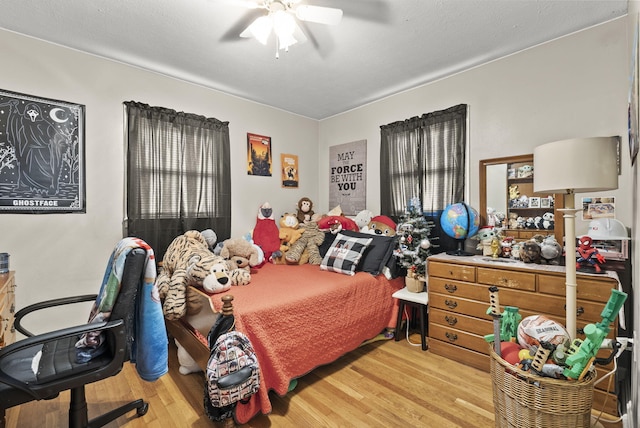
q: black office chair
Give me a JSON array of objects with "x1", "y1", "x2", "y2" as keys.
[{"x1": 0, "y1": 247, "x2": 150, "y2": 428}]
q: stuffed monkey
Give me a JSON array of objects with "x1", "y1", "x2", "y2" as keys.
[{"x1": 296, "y1": 197, "x2": 314, "y2": 223}]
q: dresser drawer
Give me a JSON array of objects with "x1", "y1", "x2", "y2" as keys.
[
  {"x1": 538, "y1": 273, "x2": 617, "y2": 303},
  {"x1": 429, "y1": 292, "x2": 492, "y2": 319},
  {"x1": 429, "y1": 323, "x2": 489, "y2": 355},
  {"x1": 428, "y1": 261, "x2": 475, "y2": 282},
  {"x1": 428, "y1": 339, "x2": 490, "y2": 372},
  {"x1": 428, "y1": 277, "x2": 489, "y2": 301},
  {"x1": 430, "y1": 307, "x2": 492, "y2": 337},
  {"x1": 477, "y1": 267, "x2": 535, "y2": 291}
]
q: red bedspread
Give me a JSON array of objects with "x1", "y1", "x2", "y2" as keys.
[{"x1": 209, "y1": 263, "x2": 403, "y2": 423}]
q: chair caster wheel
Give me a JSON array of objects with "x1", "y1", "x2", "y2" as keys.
[{"x1": 137, "y1": 402, "x2": 149, "y2": 416}]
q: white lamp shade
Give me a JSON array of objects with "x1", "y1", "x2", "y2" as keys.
[{"x1": 533, "y1": 137, "x2": 619, "y2": 194}]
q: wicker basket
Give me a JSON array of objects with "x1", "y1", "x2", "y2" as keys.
[
  {"x1": 405, "y1": 275, "x2": 425, "y2": 293},
  {"x1": 490, "y1": 346, "x2": 596, "y2": 428}
]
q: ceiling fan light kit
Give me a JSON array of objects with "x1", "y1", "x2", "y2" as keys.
[{"x1": 239, "y1": 0, "x2": 343, "y2": 58}]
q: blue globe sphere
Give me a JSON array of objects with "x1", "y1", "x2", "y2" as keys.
[{"x1": 440, "y1": 203, "x2": 480, "y2": 240}]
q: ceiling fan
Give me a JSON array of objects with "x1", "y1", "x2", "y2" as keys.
[{"x1": 237, "y1": 0, "x2": 343, "y2": 56}]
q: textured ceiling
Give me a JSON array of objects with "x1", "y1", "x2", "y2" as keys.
[{"x1": 0, "y1": 0, "x2": 628, "y2": 119}]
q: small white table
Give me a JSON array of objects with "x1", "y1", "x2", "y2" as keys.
[{"x1": 392, "y1": 286, "x2": 429, "y2": 350}]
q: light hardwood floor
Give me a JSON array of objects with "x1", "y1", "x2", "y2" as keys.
[{"x1": 4, "y1": 333, "x2": 620, "y2": 428}]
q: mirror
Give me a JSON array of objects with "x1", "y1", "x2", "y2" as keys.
[{"x1": 479, "y1": 154, "x2": 564, "y2": 243}]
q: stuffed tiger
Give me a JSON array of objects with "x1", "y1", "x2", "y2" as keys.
[{"x1": 157, "y1": 230, "x2": 234, "y2": 320}]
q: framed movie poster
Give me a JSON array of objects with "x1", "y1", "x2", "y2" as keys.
[
  {"x1": 0, "y1": 89, "x2": 85, "y2": 213},
  {"x1": 329, "y1": 140, "x2": 366, "y2": 215},
  {"x1": 281, "y1": 153, "x2": 298, "y2": 188},
  {"x1": 247, "y1": 133, "x2": 272, "y2": 176}
]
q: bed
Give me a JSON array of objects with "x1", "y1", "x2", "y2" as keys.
[{"x1": 165, "y1": 231, "x2": 404, "y2": 424}]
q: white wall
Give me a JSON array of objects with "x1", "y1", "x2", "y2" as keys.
[
  {"x1": 318, "y1": 17, "x2": 631, "y2": 240},
  {"x1": 0, "y1": 28, "x2": 319, "y2": 329}
]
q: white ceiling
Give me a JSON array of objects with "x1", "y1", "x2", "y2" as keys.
[{"x1": 0, "y1": 0, "x2": 628, "y2": 120}]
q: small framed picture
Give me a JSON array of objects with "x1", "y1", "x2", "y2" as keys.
[
  {"x1": 528, "y1": 197, "x2": 540, "y2": 208},
  {"x1": 540, "y1": 197, "x2": 552, "y2": 208}
]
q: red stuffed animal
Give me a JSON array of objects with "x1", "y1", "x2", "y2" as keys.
[{"x1": 253, "y1": 202, "x2": 282, "y2": 264}]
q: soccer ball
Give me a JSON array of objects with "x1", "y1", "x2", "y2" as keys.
[{"x1": 517, "y1": 315, "x2": 570, "y2": 350}]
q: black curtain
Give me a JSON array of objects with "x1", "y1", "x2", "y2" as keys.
[
  {"x1": 124, "y1": 102, "x2": 231, "y2": 259},
  {"x1": 380, "y1": 104, "x2": 467, "y2": 216}
]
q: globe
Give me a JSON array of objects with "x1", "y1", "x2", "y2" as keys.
[{"x1": 440, "y1": 203, "x2": 480, "y2": 256}]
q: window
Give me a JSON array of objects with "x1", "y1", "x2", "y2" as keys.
[
  {"x1": 380, "y1": 104, "x2": 467, "y2": 216},
  {"x1": 124, "y1": 102, "x2": 231, "y2": 259}
]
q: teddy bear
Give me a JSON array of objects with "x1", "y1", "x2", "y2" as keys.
[
  {"x1": 520, "y1": 239, "x2": 542, "y2": 264},
  {"x1": 156, "y1": 230, "x2": 232, "y2": 320},
  {"x1": 219, "y1": 238, "x2": 258, "y2": 285},
  {"x1": 354, "y1": 209, "x2": 374, "y2": 231},
  {"x1": 540, "y1": 235, "x2": 563, "y2": 265},
  {"x1": 362, "y1": 215, "x2": 397, "y2": 237},
  {"x1": 508, "y1": 212, "x2": 519, "y2": 229},
  {"x1": 296, "y1": 197, "x2": 315, "y2": 223},
  {"x1": 285, "y1": 221, "x2": 326, "y2": 265}
]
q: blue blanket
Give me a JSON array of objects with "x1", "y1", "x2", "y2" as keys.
[{"x1": 75, "y1": 237, "x2": 168, "y2": 381}]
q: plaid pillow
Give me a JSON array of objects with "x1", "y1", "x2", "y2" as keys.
[{"x1": 320, "y1": 233, "x2": 372, "y2": 276}]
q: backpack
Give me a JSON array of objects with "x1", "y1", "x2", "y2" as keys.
[{"x1": 205, "y1": 330, "x2": 260, "y2": 408}]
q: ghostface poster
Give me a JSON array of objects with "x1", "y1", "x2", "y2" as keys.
[{"x1": 0, "y1": 90, "x2": 85, "y2": 213}]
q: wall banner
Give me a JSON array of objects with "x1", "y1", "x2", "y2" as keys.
[{"x1": 329, "y1": 140, "x2": 366, "y2": 215}]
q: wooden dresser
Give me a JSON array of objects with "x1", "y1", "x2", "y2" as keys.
[
  {"x1": 427, "y1": 253, "x2": 622, "y2": 419},
  {"x1": 0, "y1": 271, "x2": 16, "y2": 348}
]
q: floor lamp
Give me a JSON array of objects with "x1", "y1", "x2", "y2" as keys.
[{"x1": 533, "y1": 136, "x2": 619, "y2": 339}]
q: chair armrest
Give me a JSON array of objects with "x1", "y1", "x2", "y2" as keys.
[
  {"x1": 0, "y1": 319, "x2": 125, "y2": 399},
  {"x1": 14, "y1": 294, "x2": 97, "y2": 337}
]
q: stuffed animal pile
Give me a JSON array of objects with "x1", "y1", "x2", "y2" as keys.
[
  {"x1": 156, "y1": 230, "x2": 251, "y2": 320},
  {"x1": 156, "y1": 230, "x2": 233, "y2": 320}
]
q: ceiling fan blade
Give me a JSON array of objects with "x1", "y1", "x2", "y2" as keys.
[
  {"x1": 295, "y1": 5, "x2": 343, "y2": 25},
  {"x1": 223, "y1": 0, "x2": 263, "y2": 9}
]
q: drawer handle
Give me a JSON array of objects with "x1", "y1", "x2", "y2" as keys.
[
  {"x1": 444, "y1": 284, "x2": 457, "y2": 293},
  {"x1": 445, "y1": 315, "x2": 458, "y2": 326},
  {"x1": 445, "y1": 332, "x2": 458, "y2": 342},
  {"x1": 564, "y1": 305, "x2": 585, "y2": 316},
  {"x1": 445, "y1": 300, "x2": 458, "y2": 309}
]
